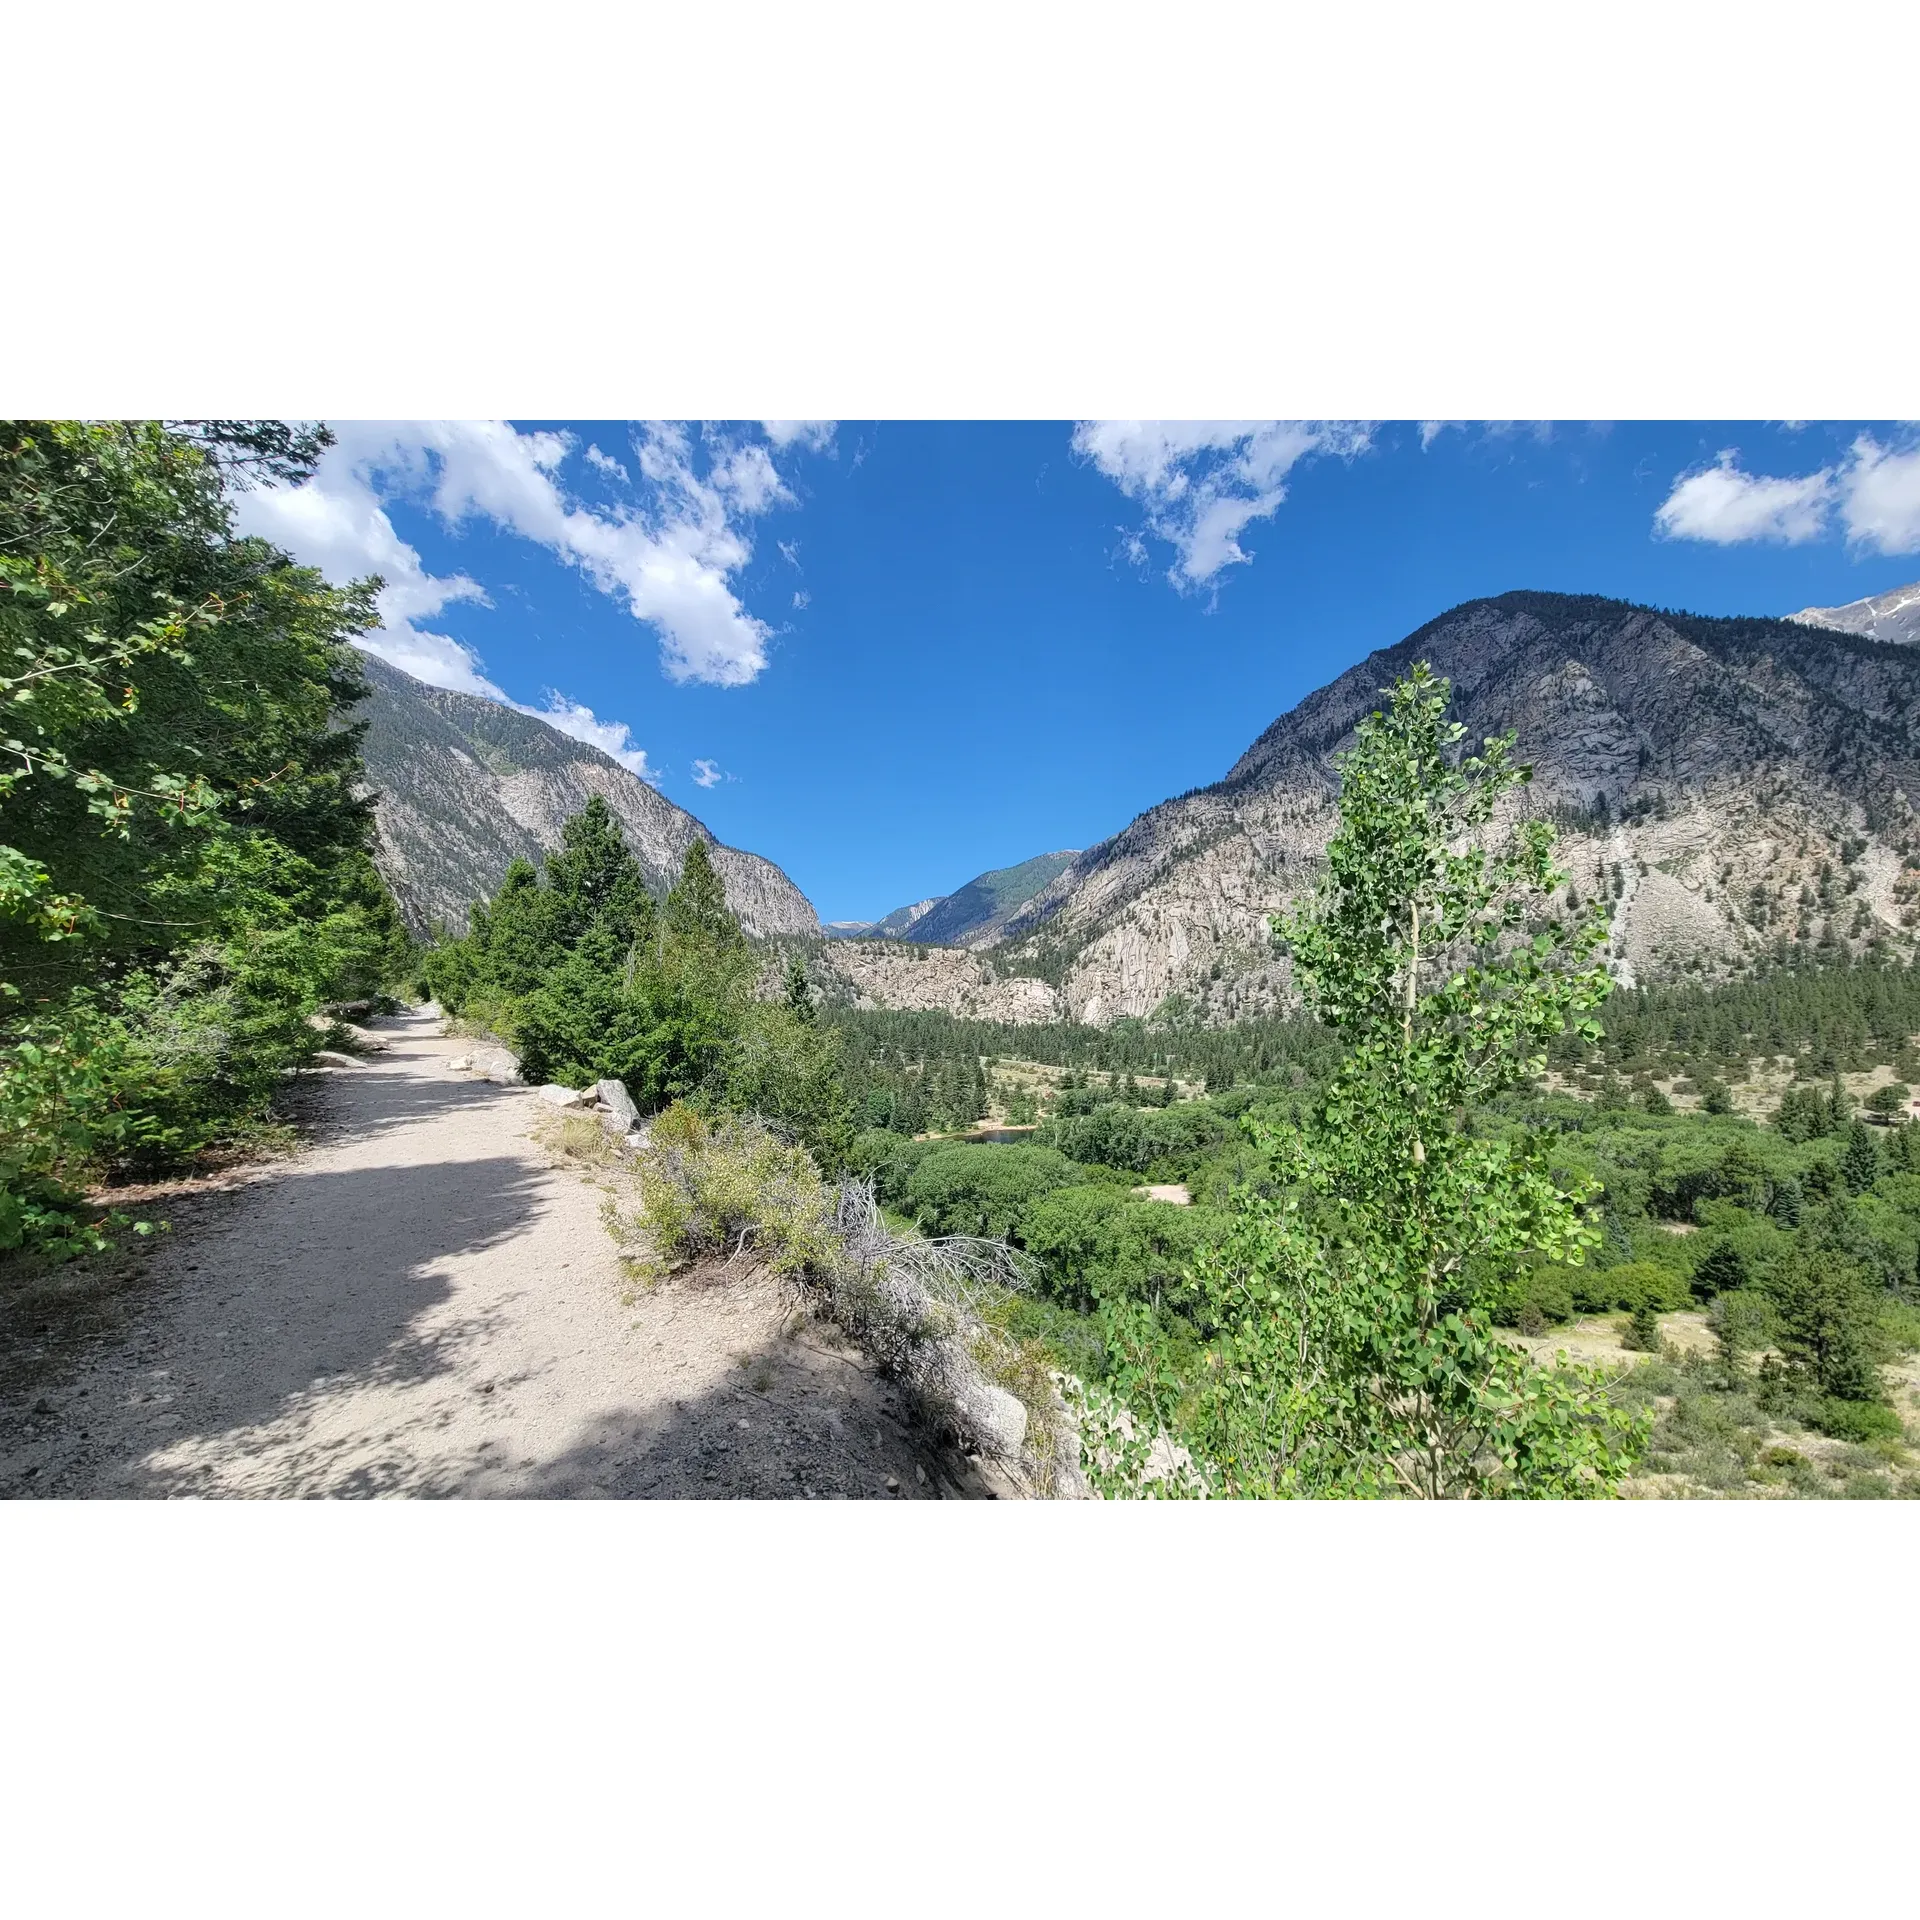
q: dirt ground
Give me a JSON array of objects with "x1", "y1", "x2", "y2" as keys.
[{"x1": 0, "y1": 1008, "x2": 999, "y2": 1500}]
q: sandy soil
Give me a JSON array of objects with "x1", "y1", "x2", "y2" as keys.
[
  {"x1": 1509, "y1": 1310, "x2": 1716, "y2": 1368},
  {"x1": 0, "y1": 1008, "x2": 996, "y2": 1500}
]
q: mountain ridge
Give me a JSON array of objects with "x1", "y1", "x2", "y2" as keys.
[
  {"x1": 354, "y1": 653, "x2": 819, "y2": 939},
  {"x1": 867, "y1": 580, "x2": 1920, "y2": 1026}
]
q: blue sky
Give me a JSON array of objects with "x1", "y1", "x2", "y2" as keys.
[{"x1": 235, "y1": 421, "x2": 1920, "y2": 925}]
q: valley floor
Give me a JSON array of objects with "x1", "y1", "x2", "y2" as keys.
[{"x1": 0, "y1": 1008, "x2": 991, "y2": 1500}]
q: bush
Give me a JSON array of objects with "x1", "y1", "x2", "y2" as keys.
[
  {"x1": 1575, "y1": 1258, "x2": 1694, "y2": 1315},
  {"x1": 623, "y1": 1105, "x2": 836, "y2": 1280},
  {"x1": 1493, "y1": 1263, "x2": 1578, "y2": 1328},
  {"x1": 904, "y1": 1144, "x2": 1083, "y2": 1241},
  {"x1": 1811, "y1": 1397, "x2": 1902, "y2": 1444}
]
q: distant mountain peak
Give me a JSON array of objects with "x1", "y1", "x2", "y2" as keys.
[{"x1": 1789, "y1": 580, "x2": 1920, "y2": 647}]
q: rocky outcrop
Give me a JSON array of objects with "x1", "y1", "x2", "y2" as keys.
[
  {"x1": 809, "y1": 939, "x2": 1064, "y2": 1022},
  {"x1": 354, "y1": 654, "x2": 819, "y2": 939}
]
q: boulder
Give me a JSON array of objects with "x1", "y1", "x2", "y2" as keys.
[
  {"x1": 310, "y1": 1050, "x2": 366, "y2": 1070},
  {"x1": 594, "y1": 1078, "x2": 640, "y2": 1131},
  {"x1": 472, "y1": 1046, "x2": 523, "y2": 1085},
  {"x1": 948, "y1": 1367, "x2": 1028, "y2": 1461},
  {"x1": 536, "y1": 1083, "x2": 589, "y2": 1108},
  {"x1": 447, "y1": 1053, "x2": 474, "y2": 1072}
]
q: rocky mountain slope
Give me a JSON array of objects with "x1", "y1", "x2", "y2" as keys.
[
  {"x1": 983, "y1": 587, "x2": 1920, "y2": 1024},
  {"x1": 354, "y1": 655, "x2": 819, "y2": 938},
  {"x1": 1790, "y1": 580, "x2": 1920, "y2": 648},
  {"x1": 825, "y1": 852, "x2": 1078, "y2": 946}
]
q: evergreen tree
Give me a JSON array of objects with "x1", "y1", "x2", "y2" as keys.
[
  {"x1": 784, "y1": 954, "x2": 816, "y2": 1025},
  {"x1": 1841, "y1": 1118, "x2": 1883, "y2": 1195},
  {"x1": 543, "y1": 794, "x2": 650, "y2": 950},
  {"x1": 664, "y1": 838, "x2": 745, "y2": 956}
]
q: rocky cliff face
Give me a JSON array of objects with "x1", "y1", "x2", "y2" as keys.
[
  {"x1": 990, "y1": 589, "x2": 1920, "y2": 1023},
  {"x1": 804, "y1": 939, "x2": 1064, "y2": 1022},
  {"x1": 354, "y1": 655, "x2": 820, "y2": 938}
]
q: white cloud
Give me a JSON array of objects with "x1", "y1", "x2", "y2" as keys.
[
  {"x1": 1653, "y1": 449, "x2": 1836, "y2": 545},
  {"x1": 1653, "y1": 434, "x2": 1920, "y2": 554},
  {"x1": 1838, "y1": 435, "x2": 1920, "y2": 555},
  {"x1": 242, "y1": 419, "x2": 810, "y2": 691},
  {"x1": 1071, "y1": 420, "x2": 1373, "y2": 588},
  {"x1": 1418, "y1": 421, "x2": 1460, "y2": 450},
  {"x1": 777, "y1": 539, "x2": 802, "y2": 569},
  {"x1": 691, "y1": 758, "x2": 724, "y2": 788},
  {"x1": 584, "y1": 443, "x2": 630, "y2": 483},
  {"x1": 535, "y1": 693, "x2": 659, "y2": 783},
  {"x1": 230, "y1": 447, "x2": 494, "y2": 686},
  {"x1": 791, "y1": 588, "x2": 810, "y2": 610},
  {"x1": 761, "y1": 421, "x2": 837, "y2": 453}
]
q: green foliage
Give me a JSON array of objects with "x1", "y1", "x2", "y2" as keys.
[
  {"x1": 904, "y1": 1143, "x2": 1082, "y2": 1241},
  {"x1": 0, "y1": 420, "x2": 411, "y2": 1256},
  {"x1": 1762, "y1": 1216, "x2": 1888, "y2": 1403},
  {"x1": 1084, "y1": 664, "x2": 1645, "y2": 1498},
  {"x1": 620, "y1": 1104, "x2": 836, "y2": 1280},
  {"x1": 1810, "y1": 1398, "x2": 1902, "y2": 1443},
  {"x1": 1623, "y1": 1299, "x2": 1662, "y2": 1352},
  {"x1": 424, "y1": 822, "x2": 854, "y2": 1165},
  {"x1": 1041, "y1": 1098, "x2": 1230, "y2": 1176}
]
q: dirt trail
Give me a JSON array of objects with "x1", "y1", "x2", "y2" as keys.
[{"x1": 0, "y1": 1008, "x2": 985, "y2": 1499}]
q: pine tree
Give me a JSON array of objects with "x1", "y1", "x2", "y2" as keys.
[
  {"x1": 543, "y1": 794, "x2": 652, "y2": 952},
  {"x1": 664, "y1": 838, "x2": 745, "y2": 956},
  {"x1": 783, "y1": 954, "x2": 816, "y2": 1024}
]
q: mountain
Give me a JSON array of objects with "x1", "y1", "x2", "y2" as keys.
[
  {"x1": 900, "y1": 851, "x2": 1081, "y2": 948},
  {"x1": 830, "y1": 852, "x2": 1081, "y2": 948},
  {"x1": 971, "y1": 589, "x2": 1920, "y2": 1024},
  {"x1": 353, "y1": 654, "x2": 819, "y2": 938},
  {"x1": 1790, "y1": 580, "x2": 1920, "y2": 648}
]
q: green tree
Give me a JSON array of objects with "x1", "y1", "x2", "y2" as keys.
[
  {"x1": 1, "y1": 420, "x2": 409, "y2": 1254},
  {"x1": 542, "y1": 794, "x2": 653, "y2": 959},
  {"x1": 1078, "y1": 663, "x2": 1647, "y2": 1498},
  {"x1": 1691, "y1": 1238, "x2": 1750, "y2": 1302},
  {"x1": 783, "y1": 953, "x2": 816, "y2": 1024},
  {"x1": 1765, "y1": 1212, "x2": 1886, "y2": 1403},
  {"x1": 1841, "y1": 1118, "x2": 1883, "y2": 1195},
  {"x1": 664, "y1": 837, "x2": 745, "y2": 958}
]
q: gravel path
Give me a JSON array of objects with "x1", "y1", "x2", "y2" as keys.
[{"x1": 0, "y1": 1008, "x2": 988, "y2": 1499}]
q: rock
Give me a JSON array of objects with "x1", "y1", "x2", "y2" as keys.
[
  {"x1": 620, "y1": 1128, "x2": 648, "y2": 1152},
  {"x1": 310, "y1": 1050, "x2": 365, "y2": 1070},
  {"x1": 951, "y1": 1370, "x2": 1029, "y2": 1461},
  {"x1": 448, "y1": 1053, "x2": 474, "y2": 1071},
  {"x1": 594, "y1": 1078, "x2": 640, "y2": 1131},
  {"x1": 536, "y1": 1083, "x2": 588, "y2": 1108},
  {"x1": 471, "y1": 1046, "x2": 523, "y2": 1085},
  {"x1": 885, "y1": 1475, "x2": 900, "y2": 1493}
]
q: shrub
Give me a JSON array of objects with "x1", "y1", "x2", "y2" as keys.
[
  {"x1": 623, "y1": 1105, "x2": 836, "y2": 1280},
  {"x1": 1576, "y1": 1259, "x2": 1693, "y2": 1315},
  {"x1": 1811, "y1": 1397, "x2": 1902, "y2": 1444}
]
